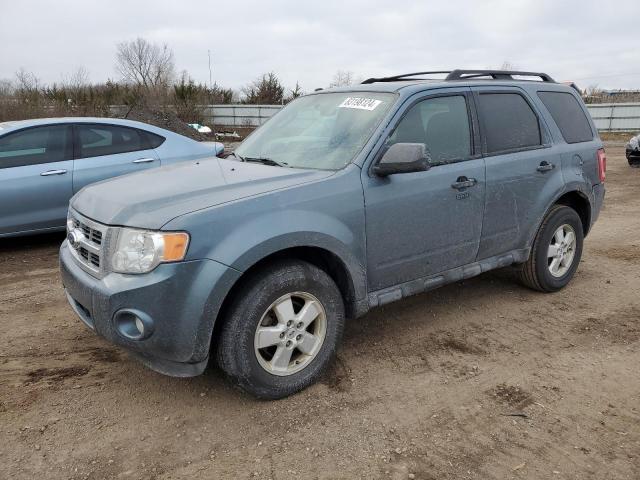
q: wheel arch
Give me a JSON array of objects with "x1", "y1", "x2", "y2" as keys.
[
  {"x1": 553, "y1": 190, "x2": 592, "y2": 236},
  {"x1": 209, "y1": 244, "x2": 366, "y2": 355}
]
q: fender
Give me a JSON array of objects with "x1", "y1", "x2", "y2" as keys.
[{"x1": 525, "y1": 183, "x2": 592, "y2": 252}]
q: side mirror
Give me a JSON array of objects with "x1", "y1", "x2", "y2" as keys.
[{"x1": 372, "y1": 143, "x2": 430, "y2": 177}]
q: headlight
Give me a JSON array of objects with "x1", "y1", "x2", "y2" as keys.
[{"x1": 111, "y1": 228, "x2": 190, "y2": 274}]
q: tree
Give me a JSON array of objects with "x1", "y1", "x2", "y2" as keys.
[
  {"x1": 115, "y1": 38, "x2": 175, "y2": 89},
  {"x1": 61, "y1": 66, "x2": 90, "y2": 91},
  {"x1": 242, "y1": 72, "x2": 285, "y2": 104},
  {"x1": 286, "y1": 81, "x2": 303, "y2": 102},
  {"x1": 0, "y1": 79, "x2": 14, "y2": 97},
  {"x1": 329, "y1": 70, "x2": 354, "y2": 88}
]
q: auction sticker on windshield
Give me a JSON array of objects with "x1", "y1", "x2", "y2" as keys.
[{"x1": 338, "y1": 97, "x2": 382, "y2": 111}]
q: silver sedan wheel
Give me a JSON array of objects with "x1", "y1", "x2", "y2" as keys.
[
  {"x1": 547, "y1": 224, "x2": 577, "y2": 278},
  {"x1": 254, "y1": 292, "x2": 327, "y2": 376}
]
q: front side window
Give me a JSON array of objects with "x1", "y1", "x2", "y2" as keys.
[
  {"x1": 538, "y1": 91, "x2": 593, "y2": 144},
  {"x1": 477, "y1": 93, "x2": 542, "y2": 154},
  {"x1": 76, "y1": 124, "x2": 148, "y2": 159},
  {"x1": 0, "y1": 125, "x2": 72, "y2": 169},
  {"x1": 387, "y1": 95, "x2": 472, "y2": 165},
  {"x1": 234, "y1": 92, "x2": 396, "y2": 170}
]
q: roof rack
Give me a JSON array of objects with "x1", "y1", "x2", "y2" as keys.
[
  {"x1": 361, "y1": 71, "x2": 451, "y2": 84},
  {"x1": 361, "y1": 69, "x2": 555, "y2": 84}
]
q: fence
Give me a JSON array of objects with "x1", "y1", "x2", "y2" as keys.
[
  {"x1": 203, "y1": 103, "x2": 640, "y2": 132},
  {"x1": 585, "y1": 103, "x2": 640, "y2": 132},
  {"x1": 202, "y1": 104, "x2": 281, "y2": 127},
  {"x1": 106, "y1": 102, "x2": 640, "y2": 132}
]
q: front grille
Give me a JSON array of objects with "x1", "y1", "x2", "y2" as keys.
[{"x1": 67, "y1": 212, "x2": 108, "y2": 276}]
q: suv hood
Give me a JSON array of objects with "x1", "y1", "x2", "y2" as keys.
[{"x1": 71, "y1": 158, "x2": 333, "y2": 229}]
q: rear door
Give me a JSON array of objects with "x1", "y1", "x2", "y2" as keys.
[
  {"x1": 0, "y1": 124, "x2": 73, "y2": 235},
  {"x1": 72, "y1": 123, "x2": 160, "y2": 193},
  {"x1": 472, "y1": 87, "x2": 565, "y2": 259},
  {"x1": 362, "y1": 89, "x2": 486, "y2": 291}
]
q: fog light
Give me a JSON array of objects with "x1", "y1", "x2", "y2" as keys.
[
  {"x1": 135, "y1": 317, "x2": 145, "y2": 335},
  {"x1": 114, "y1": 309, "x2": 154, "y2": 340}
]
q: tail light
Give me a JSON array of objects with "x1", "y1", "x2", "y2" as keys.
[{"x1": 597, "y1": 148, "x2": 607, "y2": 183}]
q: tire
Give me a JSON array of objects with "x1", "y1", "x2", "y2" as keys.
[
  {"x1": 216, "y1": 259, "x2": 345, "y2": 399},
  {"x1": 517, "y1": 205, "x2": 584, "y2": 292}
]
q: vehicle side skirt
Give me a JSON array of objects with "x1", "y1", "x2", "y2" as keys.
[{"x1": 367, "y1": 248, "x2": 530, "y2": 308}]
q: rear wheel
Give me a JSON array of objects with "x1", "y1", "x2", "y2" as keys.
[
  {"x1": 217, "y1": 260, "x2": 344, "y2": 399},
  {"x1": 517, "y1": 205, "x2": 584, "y2": 292}
]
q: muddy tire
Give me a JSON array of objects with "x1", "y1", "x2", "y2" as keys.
[
  {"x1": 517, "y1": 205, "x2": 584, "y2": 292},
  {"x1": 216, "y1": 260, "x2": 344, "y2": 399}
]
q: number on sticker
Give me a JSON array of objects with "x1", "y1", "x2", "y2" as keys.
[{"x1": 338, "y1": 97, "x2": 382, "y2": 111}]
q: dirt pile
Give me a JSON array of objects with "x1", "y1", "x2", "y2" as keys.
[{"x1": 118, "y1": 104, "x2": 208, "y2": 141}]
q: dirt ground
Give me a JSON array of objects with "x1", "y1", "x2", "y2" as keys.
[{"x1": 1, "y1": 143, "x2": 638, "y2": 480}]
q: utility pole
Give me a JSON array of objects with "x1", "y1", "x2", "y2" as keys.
[{"x1": 208, "y1": 50, "x2": 213, "y2": 89}]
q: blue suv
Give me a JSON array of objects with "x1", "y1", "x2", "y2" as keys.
[{"x1": 60, "y1": 70, "x2": 606, "y2": 399}]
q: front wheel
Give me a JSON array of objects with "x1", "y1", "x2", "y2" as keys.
[
  {"x1": 216, "y1": 260, "x2": 344, "y2": 399},
  {"x1": 517, "y1": 205, "x2": 584, "y2": 292}
]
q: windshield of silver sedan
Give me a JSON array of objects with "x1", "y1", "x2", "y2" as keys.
[{"x1": 233, "y1": 92, "x2": 396, "y2": 170}]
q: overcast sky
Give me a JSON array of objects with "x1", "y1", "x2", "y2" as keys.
[{"x1": 1, "y1": 0, "x2": 639, "y2": 93}]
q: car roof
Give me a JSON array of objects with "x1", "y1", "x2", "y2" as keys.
[
  {"x1": 0, "y1": 117, "x2": 180, "y2": 137},
  {"x1": 318, "y1": 79, "x2": 576, "y2": 97}
]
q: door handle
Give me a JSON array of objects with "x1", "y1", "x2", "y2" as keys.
[
  {"x1": 537, "y1": 161, "x2": 555, "y2": 172},
  {"x1": 40, "y1": 169, "x2": 67, "y2": 176},
  {"x1": 133, "y1": 157, "x2": 156, "y2": 164},
  {"x1": 451, "y1": 176, "x2": 477, "y2": 190}
]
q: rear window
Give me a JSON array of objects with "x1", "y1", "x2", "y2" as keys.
[
  {"x1": 538, "y1": 91, "x2": 594, "y2": 144},
  {"x1": 477, "y1": 93, "x2": 541, "y2": 154}
]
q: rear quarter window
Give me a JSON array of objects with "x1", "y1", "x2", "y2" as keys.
[
  {"x1": 141, "y1": 130, "x2": 165, "y2": 149},
  {"x1": 537, "y1": 91, "x2": 594, "y2": 144}
]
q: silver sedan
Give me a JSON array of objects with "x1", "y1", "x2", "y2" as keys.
[{"x1": 0, "y1": 117, "x2": 223, "y2": 237}]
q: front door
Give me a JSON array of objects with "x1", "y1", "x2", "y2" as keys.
[
  {"x1": 72, "y1": 123, "x2": 160, "y2": 193},
  {"x1": 362, "y1": 91, "x2": 486, "y2": 291},
  {"x1": 0, "y1": 124, "x2": 73, "y2": 235}
]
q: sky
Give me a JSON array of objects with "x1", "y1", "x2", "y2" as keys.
[{"x1": 1, "y1": 0, "x2": 639, "y2": 93}]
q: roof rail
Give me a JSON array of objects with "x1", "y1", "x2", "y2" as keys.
[
  {"x1": 361, "y1": 69, "x2": 555, "y2": 84},
  {"x1": 446, "y1": 69, "x2": 555, "y2": 82},
  {"x1": 361, "y1": 71, "x2": 451, "y2": 84}
]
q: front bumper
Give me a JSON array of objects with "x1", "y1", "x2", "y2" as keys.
[{"x1": 60, "y1": 240, "x2": 240, "y2": 377}]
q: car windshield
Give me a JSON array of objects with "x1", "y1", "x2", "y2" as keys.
[{"x1": 234, "y1": 92, "x2": 396, "y2": 170}]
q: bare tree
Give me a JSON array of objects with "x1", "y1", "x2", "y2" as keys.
[
  {"x1": 115, "y1": 38, "x2": 175, "y2": 89},
  {"x1": 15, "y1": 68, "x2": 40, "y2": 92},
  {"x1": 0, "y1": 79, "x2": 14, "y2": 97},
  {"x1": 329, "y1": 70, "x2": 355, "y2": 88},
  {"x1": 62, "y1": 66, "x2": 90, "y2": 90}
]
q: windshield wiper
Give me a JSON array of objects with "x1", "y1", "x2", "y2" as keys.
[
  {"x1": 243, "y1": 156, "x2": 288, "y2": 168},
  {"x1": 225, "y1": 151, "x2": 245, "y2": 162}
]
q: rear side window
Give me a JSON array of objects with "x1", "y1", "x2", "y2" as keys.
[
  {"x1": 0, "y1": 125, "x2": 72, "y2": 169},
  {"x1": 76, "y1": 124, "x2": 149, "y2": 159},
  {"x1": 538, "y1": 91, "x2": 593, "y2": 143},
  {"x1": 477, "y1": 93, "x2": 541, "y2": 154}
]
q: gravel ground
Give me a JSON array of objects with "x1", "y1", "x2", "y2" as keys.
[{"x1": 0, "y1": 144, "x2": 638, "y2": 480}]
